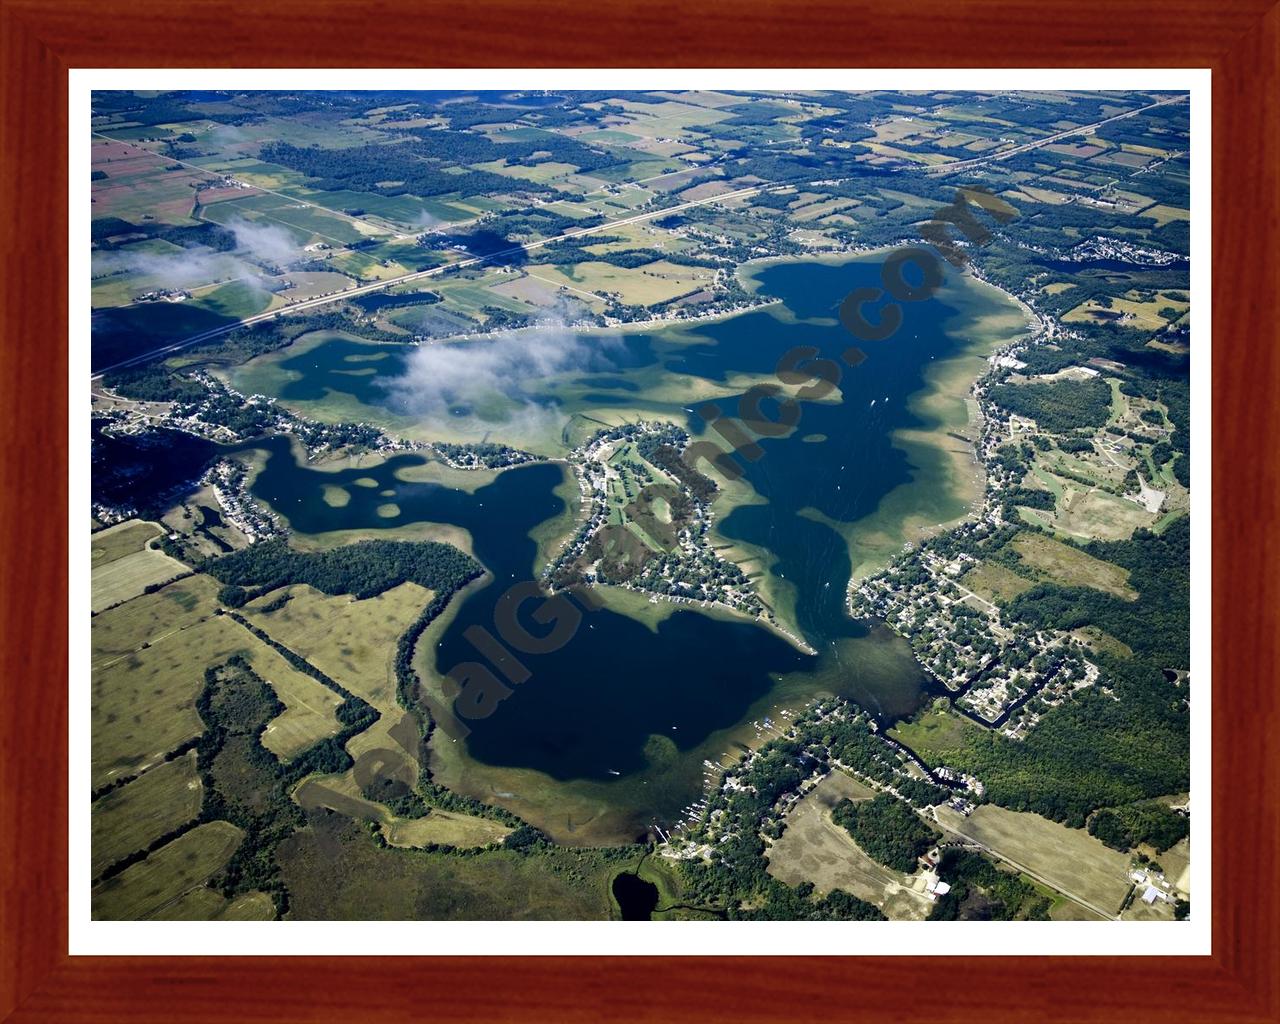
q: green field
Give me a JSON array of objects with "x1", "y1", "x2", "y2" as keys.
[
  {"x1": 960, "y1": 560, "x2": 1034, "y2": 604},
  {"x1": 244, "y1": 582, "x2": 432, "y2": 709},
  {"x1": 91, "y1": 520, "x2": 164, "y2": 566},
  {"x1": 241, "y1": 640, "x2": 343, "y2": 761},
  {"x1": 531, "y1": 259, "x2": 715, "y2": 306},
  {"x1": 92, "y1": 575, "x2": 222, "y2": 666},
  {"x1": 382, "y1": 806, "x2": 513, "y2": 850},
  {"x1": 91, "y1": 548, "x2": 189, "y2": 613},
  {"x1": 91, "y1": 573, "x2": 348, "y2": 785},
  {"x1": 92, "y1": 821, "x2": 244, "y2": 920},
  {"x1": 888, "y1": 703, "x2": 986, "y2": 766},
  {"x1": 1012, "y1": 533, "x2": 1138, "y2": 599},
  {"x1": 92, "y1": 615, "x2": 251, "y2": 789},
  {"x1": 160, "y1": 888, "x2": 276, "y2": 921},
  {"x1": 278, "y1": 812, "x2": 624, "y2": 920},
  {"x1": 90, "y1": 519, "x2": 188, "y2": 611},
  {"x1": 91, "y1": 751, "x2": 203, "y2": 878}
]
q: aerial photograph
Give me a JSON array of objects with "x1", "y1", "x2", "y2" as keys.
[{"x1": 87, "y1": 87, "x2": 1193, "y2": 924}]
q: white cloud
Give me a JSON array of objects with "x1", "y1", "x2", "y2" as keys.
[
  {"x1": 379, "y1": 312, "x2": 623, "y2": 428},
  {"x1": 92, "y1": 245, "x2": 243, "y2": 292},
  {"x1": 225, "y1": 214, "x2": 302, "y2": 266}
]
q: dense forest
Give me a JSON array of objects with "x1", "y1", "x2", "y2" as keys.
[
  {"x1": 207, "y1": 538, "x2": 481, "y2": 602},
  {"x1": 831, "y1": 794, "x2": 938, "y2": 873},
  {"x1": 944, "y1": 651, "x2": 1189, "y2": 827},
  {"x1": 988, "y1": 376, "x2": 1113, "y2": 434},
  {"x1": 927, "y1": 848, "x2": 1052, "y2": 921},
  {"x1": 1005, "y1": 517, "x2": 1191, "y2": 669},
  {"x1": 1088, "y1": 799, "x2": 1189, "y2": 853},
  {"x1": 260, "y1": 141, "x2": 570, "y2": 200}
]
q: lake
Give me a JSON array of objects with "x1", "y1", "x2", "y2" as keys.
[{"x1": 234, "y1": 253, "x2": 1028, "y2": 843}]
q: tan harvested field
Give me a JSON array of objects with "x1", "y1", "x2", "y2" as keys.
[
  {"x1": 92, "y1": 548, "x2": 189, "y2": 612},
  {"x1": 294, "y1": 772, "x2": 388, "y2": 821},
  {"x1": 1051, "y1": 487, "x2": 1157, "y2": 542},
  {"x1": 293, "y1": 771, "x2": 508, "y2": 850},
  {"x1": 382, "y1": 809, "x2": 514, "y2": 849},
  {"x1": 275, "y1": 271, "x2": 355, "y2": 301},
  {"x1": 91, "y1": 751, "x2": 203, "y2": 878},
  {"x1": 528, "y1": 259, "x2": 715, "y2": 307},
  {"x1": 160, "y1": 888, "x2": 276, "y2": 921},
  {"x1": 1049, "y1": 899, "x2": 1108, "y2": 921},
  {"x1": 934, "y1": 804, "x2": 1132, "y2": 915},
  {"x1": 766, "y1": 772, "x2": 934, "y2": 921},
  {"x1": 244, "y1": 582, "x2": 432, "y2": 709},
  {"x1": 92, "y1": 614, "x2": 252, "y2": 790},
  {"x1": 91, "y1": 821, "x2": 244, "y2": 920},
  {"x1": 960, "y1": 560, "x2": 1034, "y2": 604},
  {"x1": 1161, "y1": 837, "x2": 1192, "y2": 895},
  {"x1": 344, "y1": 706, "x2": 423, "y2": 777},
  {"x1": 1012, "y1": 532, "x2": 1137, "y2": 599},
  {"x1": 91, "y1": 519, "x2": 164, "y2": 566},
  {"x1": 243, "y1": 641, "x2": 343, "y2": 761}
]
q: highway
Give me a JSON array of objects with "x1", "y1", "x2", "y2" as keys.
[
  {"x1": 89, "y1": 180, "x2": 772, "y2": 379},
  {"x1": 927, "y1": 94, "x2": 1188, "y2": 175}
]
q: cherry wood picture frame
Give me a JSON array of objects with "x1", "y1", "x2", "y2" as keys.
[{"x1": 2, "y1": 1, "x2": 1276, "y2": 1020}]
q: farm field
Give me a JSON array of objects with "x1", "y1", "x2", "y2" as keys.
[
  {"x1": 161, "y1": 888, "x2": 277, "y2": 921},
  {"x1": 527, "y1": 259, "x2": 715, "y2": 307},
  {"x1": 92, "y1": 575, "x2": 222, "y2": 665},
  {"x1": 1011, "y1": 532, "x2": 1138, "y2": 599},
  {"x1": 92, "y1": 821, "x2": 244, "y2": 920},
  {"x1": 934, "y1": 804, "x2": 1132, "y2": 915},
  {"x1": 765, "y1": 772, "x2": 934, "y2": 920},
  {"x1": 1161, "y1": 837, "x2": 1192, "y2": 895},
  {"x1": 243, "y1": 582, "x2": 432, "y2": 708},
  {"x1": 91, "y1": 573, "x2": 345, "y2": 784},
  {"x1": 240, "y1": 638, "x2": 343, "y2": 761},
  {"x1": 92, "y1": 613, "x2": 249, "y2": 789},
  {"x1": 91, "y1": 548, "x2": 188, "y2": 612},
  {"x1": 91, "y1": 750, "x2": 203, "y2": 878},
  {"x1": 275, "y1": 271, "x2": 357, "y2": 302},
  {"x1": 91, "y1": 518, "x2": 189, "y2": 611},
  {"x1": 91, "y1": 519, "x2": 164, "y2": 565}
]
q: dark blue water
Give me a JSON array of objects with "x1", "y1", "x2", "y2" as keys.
[{"x1": 244, "y1": 438, "x2": 810, "y2": 780}]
